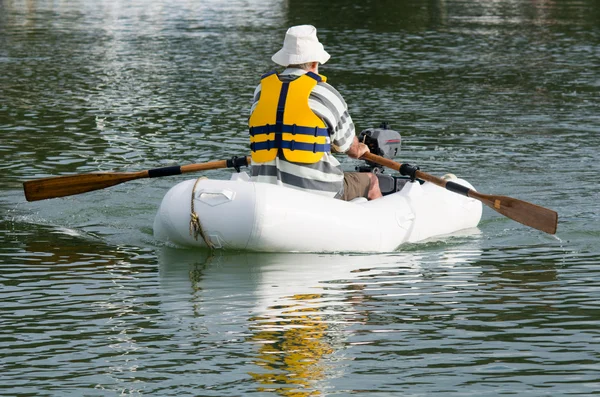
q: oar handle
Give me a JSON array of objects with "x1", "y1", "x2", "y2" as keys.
[
  {"x1": 149, "y1": 156, "x2": 250, "y2": 177},
  {"x1": 362, "y1": 153, "x2": 457, "y2": 192}
]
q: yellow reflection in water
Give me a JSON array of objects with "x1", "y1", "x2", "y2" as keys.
[{"x1": 249, "y1": 294, "x2": 335, "y2": 397}]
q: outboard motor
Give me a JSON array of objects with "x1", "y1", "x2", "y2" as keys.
[
  {"x1": 358, "y1": 122, "x2": 401, "y2": 172},
  {"x1": 356, "y1": 123, "x2": 415, "y2": 195}
]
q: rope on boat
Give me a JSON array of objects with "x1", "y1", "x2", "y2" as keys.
[{"x1": 189, "y1": 177, "x2": 215, "y2": 250}]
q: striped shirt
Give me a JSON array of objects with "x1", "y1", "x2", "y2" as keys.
[{"x1": 249, "y1": 68, "x2": 355, "y2": 198}]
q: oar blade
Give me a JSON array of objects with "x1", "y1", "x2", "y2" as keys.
[
  {"x1": 23, "y1": 172, "x2": 145, "y2": 202},
  {"x1": 361, "y1": 152, "x2": 558, "y2": 234},
  {"x1": 476, "y1": 193, "x2": 558, "y2": 234},
  {"x1": 21, "y1": 156, "x2": 249, "y2": 202}
]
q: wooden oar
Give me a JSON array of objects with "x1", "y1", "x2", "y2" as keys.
[
  {"x1": 361, "y1": 152, "x2": 558, "y2": 234},
  {"x1": 23, "y1": 156, "x2": 250, "y2": 202}
]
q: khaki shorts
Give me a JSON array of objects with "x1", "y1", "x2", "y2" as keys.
[{"x1": 341, "y1": 172, "x2": 371, "y2": 201}]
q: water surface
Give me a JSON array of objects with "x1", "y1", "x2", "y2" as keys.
[{"x1": 1, "y1": 0, "x2": 599, "y2": 395}]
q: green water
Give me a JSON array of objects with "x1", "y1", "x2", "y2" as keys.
[{"x1": 1, "y1": 0, "x2": 599, "y2": 395}]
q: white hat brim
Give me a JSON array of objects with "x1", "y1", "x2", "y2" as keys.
[{"x1": 271, "y1": 48, "x2": 330, "y2": 66}]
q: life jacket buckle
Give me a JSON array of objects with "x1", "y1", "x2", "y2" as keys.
[
  {"x1": 290, "y1": 140, "x2": 295, "y2": 151},
  {"x1": 292, "y1": 124, "x2": 296, "y2": 135}
]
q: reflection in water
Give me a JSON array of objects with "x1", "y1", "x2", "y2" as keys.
[
  {"x1": 154, "y1": 239, "x2": 596, "y2": 395},
  {"x1": 158, "y1": 245, "x2": 484, "y2": 395},
  {"x1": 249, "y1": 301, "x2": 335, "y2": 396}
]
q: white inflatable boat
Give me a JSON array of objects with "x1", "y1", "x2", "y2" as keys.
[
  {"x1": 153, "y1": 126, "x2": 482, "y2": 252},
  {"x1": 153, "y1": 171, "x2": 482, "y2": 253}
]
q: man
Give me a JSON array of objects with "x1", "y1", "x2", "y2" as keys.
[{"x1": 249, "y1": 25, "x2": 382, "y2": 201}]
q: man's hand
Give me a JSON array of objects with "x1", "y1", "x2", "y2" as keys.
[{"x1": 346, "y1": 136, "x2": 370, "y2": 159}]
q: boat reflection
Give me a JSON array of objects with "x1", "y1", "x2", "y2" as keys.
[
  {"x1": 248, "y1": 296, "x2": 335, "y2": 395},
  {"x1": 158, "y1": 240, "x2": 483, "y2": 395}
]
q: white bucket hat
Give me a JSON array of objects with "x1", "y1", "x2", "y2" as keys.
[{"x1": 271, "y1": 25, "x2": 330, "y2": 66}]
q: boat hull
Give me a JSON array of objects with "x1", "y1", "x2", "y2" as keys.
[{"x1": 153, "y1": 173, "x2": 482, "y2": 252}]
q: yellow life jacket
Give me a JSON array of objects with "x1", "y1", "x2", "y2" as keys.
[{"x1": 249, "y1": 71, "x2": 330, "y2": 164}]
